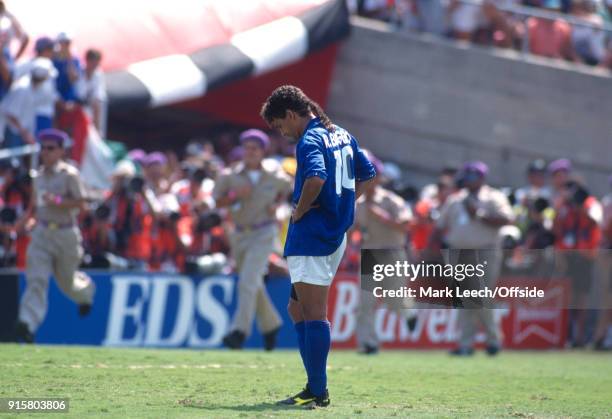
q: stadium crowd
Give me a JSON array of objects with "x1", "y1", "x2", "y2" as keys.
[
  {"x1": 0, "y1": 0, "x2": 106, "y2": 150},
  {"x1": 349, "y1": 0, "x2": 612, "y2": 68}
]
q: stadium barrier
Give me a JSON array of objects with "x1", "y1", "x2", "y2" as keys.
[{"x1": 0, "y1": 271, "x2": 567, "y2": 348}]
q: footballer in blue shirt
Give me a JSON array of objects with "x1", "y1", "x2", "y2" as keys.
[{"x1": 261, "y1": 85, "x2": 376, "y2": 408}]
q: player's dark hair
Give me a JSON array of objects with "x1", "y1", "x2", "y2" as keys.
[{"x1": 260, "y1": 85, "x2": 335, "y2": 132}]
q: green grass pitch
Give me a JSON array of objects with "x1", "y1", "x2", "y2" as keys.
[{"x1": 1, "y1": 344, "x2": 611, "y2": 418}]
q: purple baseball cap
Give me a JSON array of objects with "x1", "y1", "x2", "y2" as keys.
[
  {"x1": 38, "y1": 128, "x2": 69, "y2": 147},
  {"x1": 463, "y1": 161, "x2": 488, "y2": 177},
  {"x1": 35, "y1": 37, "x2": 54, "y2": 53},
  {"x1": 143, "y1": 152, "x2": 167, "y2": 166},
  {"x1": 127, "y1": 149, "x2": 146, "y2": 163},
  {"x1": 239, "y1": 129, "x2": 269, "y2": 150},
  {"x1": 548, "y1": 158, "x2": 572, "y2": 174}
]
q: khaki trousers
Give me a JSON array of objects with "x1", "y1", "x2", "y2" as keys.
[
  {"x1": 19, "y1": 226, "x2": 95, "y2": 332},
  {"x1": 230, "y1": 225, "x2": 282, "y2": 336},
  {"x1": 356, "y1": 289, "x2": 413, "y2": 348},
  {"x1": 447, "y1": 248, "x2": 502, "y2": 348}
]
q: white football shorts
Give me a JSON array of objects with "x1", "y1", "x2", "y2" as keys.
[{"x1": 287, "y1": 234, "x2": 347, "y2": 286}]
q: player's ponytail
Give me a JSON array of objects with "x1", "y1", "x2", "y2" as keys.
[
  {"x1": 307, "y1": 100, "x2": 335, "y2": 133},
  {"x1": 261, "y1": 85, "x2": 335, "y2": 132}
]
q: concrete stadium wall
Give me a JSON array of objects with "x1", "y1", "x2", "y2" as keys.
[{"x1": 327, "y1": 17, "x2": 612, "y2": 195}]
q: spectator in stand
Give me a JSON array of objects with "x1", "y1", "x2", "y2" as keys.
[
  {"x1": 526, "y1": 0, "x2": 576, "y2": 61},
  {"x1": 449, "y1": 0, "x2": 477, "y2": 40},
  {"x1": 570, "y1": 0, "x2": 607, "y2": 65},
  {"x1": 553, "y1": 180, "x2": 602, "y2": 347},
  {"x1": 402, "y1": 0, "x2": 447, "y2": 36},
  {"x1": 447, "y1": 0, "x2": 520, "y2": 43},
  {"x1": 14, "y1": 37, "x2": 59, "y2": 133},
  {"x1": 600, "y1": 0, "x2": 612, "y2": 21},
  {"x1": 52, "y1": 32, "x2": 81, "y2": 104},
  {"x1": 354, "y1": 0, "x2": 399, "y2": 21},
  {"x1": 75, "y1": 48, "x2": 106, "y2": 137},
  {"x1": 600, "y1": 0, "x2": 612, "y2": 68},
  {"x1": 447, "y1": 0, "x2": 523, "y2": 47},
  {"x1": 480, "y1": 0, "x2": 525, "y2": 48},
  {"x1": 0, "y1": 58, "x2": 53, "y2": 147},
  {"x1": 0, "y1": 0, "x2": 28, "y2": 99}
]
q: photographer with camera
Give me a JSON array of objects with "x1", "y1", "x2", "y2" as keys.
[
  {"x1": 553, "y1": 179, "x2": 603, "y2": 347},
  {"x1": 172, "y1": 161, "x2": 215, "y2": 217},
  {"x1": 104, "y1": 159, "x2": 161, "y2": 270},
  {"x1": 80, "y1": 202, "x2": 115, "y2": 269},
  {"x1": 170, "y1": 162, "x2": 229, "y2": 275},
  {"x1": 150, "y1": 194, "x2": 187, "y2": 273},
  {"x1": 183, "y1": 206, "x2": 228, "y2": 276},
  {"x1": 0, "y1": 158, "x2": 32, "y2": 268}
]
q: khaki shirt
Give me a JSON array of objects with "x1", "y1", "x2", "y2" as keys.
[
  {"x1": 213, "y1": 161, "x2": 292, "y2": 228},
  {"x1": 34, "y1": 160, "x2": 86, "y2": 225},
  {"x1": 356, "y1": 187, "x2": 412, "y2": 249},
  {"x1": 437, "y1": 185, "x2": 514, "y2": 249}
]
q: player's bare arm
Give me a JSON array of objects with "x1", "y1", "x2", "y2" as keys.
[
  {"x1": 355, "y1": 177, "x2": 375, "y2": 200},
  {"x1": 292, "y1": 176, "x2": 324, "y2": 222}
]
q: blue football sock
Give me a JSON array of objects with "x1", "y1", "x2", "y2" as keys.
[
  {"x1": 305, "y1": 320, "x2": 331, "y2": 397},
  {"x1": 294, "y1": 321, "x2": 308, "y2": 373}
]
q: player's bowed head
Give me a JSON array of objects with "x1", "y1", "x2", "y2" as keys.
[{"x1": 260, "y1": 85, "x2": 335, "y2": 142}]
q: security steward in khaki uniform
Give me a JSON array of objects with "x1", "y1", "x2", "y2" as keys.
[
  {"x1": 215, "y1": 129, "x2": 292, "y2": 350},
  {"x1": 432, "y1": 161, "x2": 514, "y2": 356},
  {"x1": 354, "y1": 157, "x2": 415, "y2": 354},
  {"x1": 14, "y1": 129, "x2": 96, "y2": 343}
]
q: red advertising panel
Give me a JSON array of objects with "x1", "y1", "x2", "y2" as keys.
[{"x1": 329, "y1": 273, "x2": 568, "y2": 349}]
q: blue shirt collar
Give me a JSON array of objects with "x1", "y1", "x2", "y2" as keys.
[{"x1": 300, "y1": 117, "x2": 321, "y2": 140}]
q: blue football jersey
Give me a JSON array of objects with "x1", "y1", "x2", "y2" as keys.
[{"x1": 284, "y1": 117, "x2": 376, "y2": 257}]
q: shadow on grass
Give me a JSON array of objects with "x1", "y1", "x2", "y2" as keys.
[{"x1": 178, "y1": 399, "x2": 297, "y2": 412}]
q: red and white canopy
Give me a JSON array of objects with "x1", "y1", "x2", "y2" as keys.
[{"x1": 12, "y1": 0, "x2": 349, "y2": 122}]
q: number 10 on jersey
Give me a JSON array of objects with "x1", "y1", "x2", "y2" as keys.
[{"x1": 333, "y1": 145, "x2": 355, "y2": 195}]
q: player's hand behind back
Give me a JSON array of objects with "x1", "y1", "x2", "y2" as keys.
[{"x1": 291, "y1": 202, "x2": 319, "y2": 223}]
